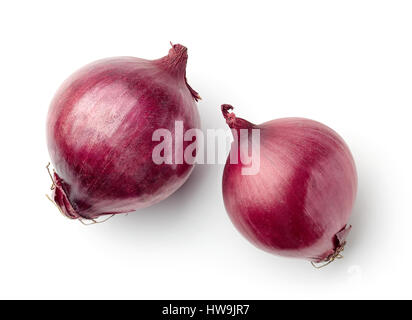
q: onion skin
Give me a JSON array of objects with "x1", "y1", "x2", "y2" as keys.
[
  {"x1": 47, "y1": 44, "x2": 200, "y2": 220},
  {"x1": 221, "y1": 105, "x2": 357, "y2": 263}
]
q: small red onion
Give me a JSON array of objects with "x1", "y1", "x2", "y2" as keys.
[
  {"x1": 221, "y1": 105, "x2": 357, "y2": 264},
  {"x1": 46, "y1": 44, "x2": 200, "y2": 220}
]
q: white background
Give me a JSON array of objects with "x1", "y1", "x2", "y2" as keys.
[{"x1": 0, "y1": 0, "x2": 411, "y2": 299}]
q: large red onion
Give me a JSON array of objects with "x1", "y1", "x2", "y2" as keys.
[
  {"x1": 221, "y1": 105, "x2": 357, "y2": 264},
  {"x1": 46, "y1": 44, "x2": 200, "y2": 220}
]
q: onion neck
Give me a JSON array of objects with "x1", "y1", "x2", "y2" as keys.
[
  {"x1": 221, "y1": 104, "x2": 256, "y2": 130},
  {"x1": 155, "y1": 43, "x2": 201, "y2": 101},
  {"x1": 156, "y1": 43, "x2": 188, "y2": 79}
]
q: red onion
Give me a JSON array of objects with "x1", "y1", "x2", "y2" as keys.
[
  {"x1": 46, "y1": 44, "x2": 200, "y2": 220},
  {"x1": 221, "y1": 105, "x2": 357, "y2": 265}
]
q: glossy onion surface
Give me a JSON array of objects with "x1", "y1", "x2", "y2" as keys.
[
  {"x1": 221, "y1": 105, "x2": 357, "y2": 263},
  {"x1": 47, "y1": 44, "x2": 200, "y2": 220}
]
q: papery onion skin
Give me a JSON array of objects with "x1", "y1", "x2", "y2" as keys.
[
  {"x1": 47, "y1": 44, "x2": 200, "y2": 220},
  {"x1": 221, "y1": 105, "x2": 357, "y2": 263}
]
